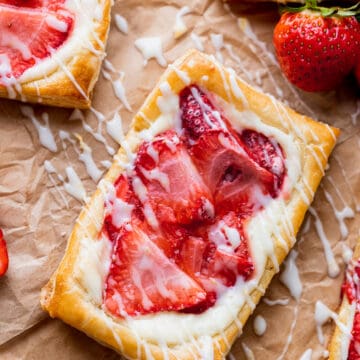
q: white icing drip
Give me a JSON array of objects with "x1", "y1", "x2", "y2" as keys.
[
  {"x1": 114, "y1": 14, "x2": 128, "y2": 34},
  {"x1": 276, "y1": 305, "x2": 299, "y2": 360},
  {"x1": 77, "y1": 136, "x2": 103, "y2": 182},
  {"x1": 43, "y1": 160, "x2": 69, "y2": 207},
  {"x1": 134, "y1": 37, "x2": 167, "y2": 67},
  {"x1": 81, "y1": 112, "x2": 115, "y2": 156},
  {"x1": 139, "y1": 166, "x2": 170, "y2": 192},
  {"x1": 315, "y1": 300, "x2": 353, "y2": 348},
  {"x1": 112, "y1": 79, "x2": 132, "y2": 111},
  {"x1": 106, "y1": 112, "x2": 124, "y2": 145},
  {"x1": 342, "y1": 243, "x2": 353, "y2": 265},
  {"x1": 64, "y1": 166, "x2": 87, "y2": 202},
  {"x1": 315, "y1": 301, "x2": 338, "y2": 345},
  {"x1": 309, "y1": 207, "x2": 340, "y2": 278},
  {"x1": 253, "y1": 315, "x2": 267, "y2": 336},
  {"x1": 46, "y1": 15, "x2": 69, "y2": 32},
  {"x1": 169, "y1": 64, "x2": 190, "y2": 85},
  {"x1": 132, "y1": 176, "x2": 159, "y2": 229},
  {"x1": 20, "y1": 106, "x2": 57, "y2": 152},
  {"x1": 156, "y1": 81, "x2": 181, "y2": 133},
  {"x1": 210, "y1": 33, "x2": 224, "y2": 63},
  {"x1": 227, "y1": 68, "x2": 248, "y2": 108},
  {"x1": 190, "y1": 33, "x2": 204, "y2": 52},
  {"x1": 173, "y1": 6, "x2": 190, "y2": 39},
  {"x1": 198, "y1": 336, "x2": 214, "y2": 360},
  {"x1": 280, "y1": 250, "x2": 302, "y2": 301},
  {"x1": 263, "y1": 297, "x2": 290, "y2": 306},
  {"x1": 104, "y1": 183, "x2": 134, "y2": 228},
  {"x1": 100, "y1": 160, "x2": 112, "y2": 169},
  {"x1": 299, "y1": 349, "x2": 313, "y2": 360},
  {"x1": 146, "y1": 143, "x2": 159, "y2": 163},
  {"x1": 323, "y1": 188, "x2": 354, "y2": 240},
  {"x1": 52, "y1": 52, "x2": 89, "y2": 101},
  {"x1": 241, "y1": 342, "x2": 255, "y2": 360}
]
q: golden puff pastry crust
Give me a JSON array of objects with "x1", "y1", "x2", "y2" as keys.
[
  {"x1": 328, "y1": 239, "x2": 360, "y2": 360},
  {"x1": 41, "y1": 49, "x2": 339, "y2": 359},
  {"x1": 0, "y1": 0, "x2": 112, "y2": 109}
]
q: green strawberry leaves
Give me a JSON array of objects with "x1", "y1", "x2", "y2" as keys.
[{"x1": 280, "y1": 1, "x2": 360, "y2": 19}]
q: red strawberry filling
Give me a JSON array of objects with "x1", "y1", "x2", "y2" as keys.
[
  {"x1": 103, "y1": 85, "x2": 286, "y2": 317},
  {"x1": 0, "y1": 0, "x2": 73, "y2": 83},
  {"x1": 342, "y1": 260, "x2": 360, "y2": 359}
]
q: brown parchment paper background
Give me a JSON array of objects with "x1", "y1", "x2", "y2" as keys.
[{"x1": 0, "y1": 0, "x2": 359, "y2": 359}]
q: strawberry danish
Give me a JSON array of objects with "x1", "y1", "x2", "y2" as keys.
[{"x1": 41, "y1": 50, "x2": 339, "y2": 359}]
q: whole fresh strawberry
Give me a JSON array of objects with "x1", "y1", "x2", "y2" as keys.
[
  {"x1": 273, "y1": 0, "x2": 360, "y2": 92},
  {"x1": 0, "y1": 229, "x2": 8, "y2": 276}
]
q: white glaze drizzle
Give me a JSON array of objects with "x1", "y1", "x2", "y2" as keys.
[
  {"x1": 210, "y1": 33, "x2": 224, "y2": 63},
  {"x1": 64, "y1": 166, "x2": 87, "y2": 202},
  {"x1": 309, "y1": 207, "x2": 340, "y2": 278},
  {"x1": 263, "y1": 297, "x2": 290, "y2": 306},
  {"x1": 20, "y1": 106, "x2": 57, "y2": 152},
  {"x1": 299, "y1": 349, "x2": 313, "y2": 360},
  {"x1": 276, "y1": 305, "x2": 299, "y2": 360},
  {"x1": 190, "y1": 33, "x2": 204, "y2": 52},
  {"x1": 173, "y1": 6, "x2": 190, "y2": 39},
  {"x1": 114, "y1": 13, "x2": 128, "y2": 35},
  {"x1": 323, "y1": 187, "x2": 354, "y2": 240},
  {"x1": 280, "y1": 250, "x2": 302, "y2": 301},
  {"x1": 314, "y1": 301, "x2": 347, "y2": 345},
  {"x1": 342, "y1": 243, "x2": 353, "y2": 265},
  {"x1": 44, "y1": 160, "x2": 69, "y2": 207},
  {"x1": 241, "y1": 342, "x2": 255, "y2": 360},
  {"x1": 76, "y1": 135, "x2": 103, "y2": 183},
  {"x1": 134, "y1": 37, "x2": 167, "y2": 67},
  {"x1": 253, "y1": 315, "x2": 267, "y2": 336}
]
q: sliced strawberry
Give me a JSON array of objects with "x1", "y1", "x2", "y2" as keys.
[
  {"x1": 179, "y1": 85, "x2": 223, "y2": 142},
  {"x1": 134, "y1": 130, "x2": 214, "y2": 225},
  {"x1": 348, "y1": 310, "x2": 360, "y2": 359},
  {"x1": 239, "y1": 129, "x2": 285, "y2": 195},
  {"x1": 0, "y1": 0, "x2": 64, "y2": 9},
  {"x1": 190, "y1": 130, "x2": 275, "y2": 217},
  {"x1": 0, "y1": 229, "x2": 9, "y2": 276},
  {"x1": 0, "y1": 6, "x2": 73, "y2": 81},
  {"x1": 178, "y1": 236, "x2": 207, "y2": 276},
  {"x1": 104, "y1": 223, "x2": 207, "y2": 317}
]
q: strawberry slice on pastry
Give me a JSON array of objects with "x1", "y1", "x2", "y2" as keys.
[
  {"x1": 0, "y1": 229, "x2": 9, "y2": 276},
  {"x1": 0, "y1": 5, "x2": 73, "y2": 80}
]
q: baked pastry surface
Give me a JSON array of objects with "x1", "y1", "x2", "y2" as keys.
[
  {"x1": 0, "y1": 0, "x2": 112, "y2": 109},
  {"x1": 41, "y1": 49, "x2": 339, "y2": 359}
]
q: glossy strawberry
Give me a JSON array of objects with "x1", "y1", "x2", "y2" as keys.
[
  {"x1": 348, "y1": 310, "x2": 360, "y2": 359},
  {"x1": 179, "y1": 85, "x2": 222, "y2": 142},
  {"x1": 273, "y1": 1, "x2": 360, "y2": 92},
  {"x1": 0, "y1": 4, "x2": 73, "y2": 82},
  {"x1": 239, "y1": 129, "x2": 286, "y2": 194},
  {"x1": 0, "y1": 229, "x2": 9, "y2": 276},
  {"x1": 104, "y1": 223, "x2": 207, "y2": 317},
  {"x1": 134, "y1": 130, "x2": 214, "y2": 225}
]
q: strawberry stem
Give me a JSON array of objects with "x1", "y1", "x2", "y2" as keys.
[{"x1": 280, "y1": 1, "x2": 360, "y2": 18}]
